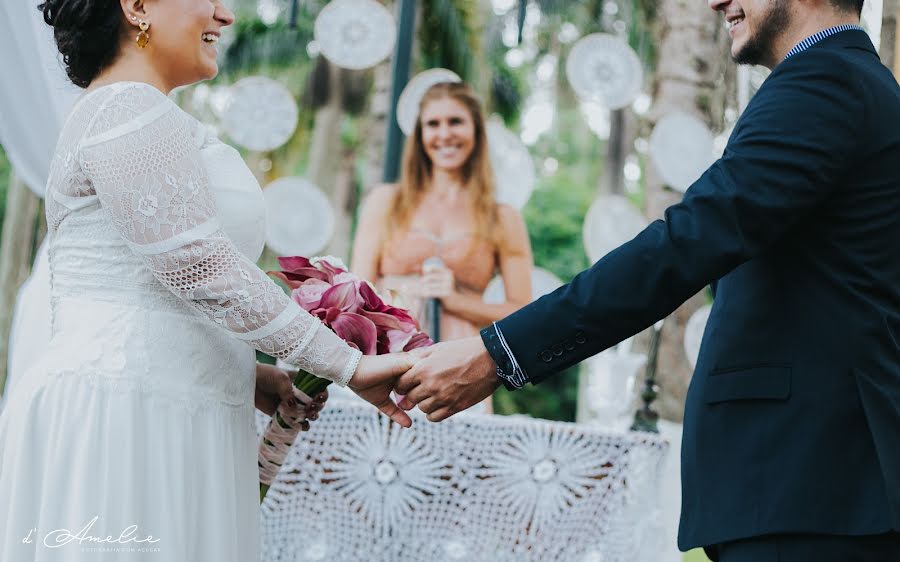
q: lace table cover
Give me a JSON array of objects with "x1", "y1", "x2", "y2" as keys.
[{"x1": 255, "y1": 401, "x2": 668, "y2": 562}]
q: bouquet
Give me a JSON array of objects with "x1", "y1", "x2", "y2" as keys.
[{"x1": 258, "y1": 255, "x2": 432, "y2": 502}]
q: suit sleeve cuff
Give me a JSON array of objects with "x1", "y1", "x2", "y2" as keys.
[{"x1": 480, "y1": 323, "x2": 529, "y2": 390}]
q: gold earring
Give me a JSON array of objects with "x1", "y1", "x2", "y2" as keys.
[{"x1": 136, "y1": 20, "x2": 150, "y2": 48}]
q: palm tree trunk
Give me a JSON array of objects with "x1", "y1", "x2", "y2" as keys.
[
  {"x1": 0, "y1": 170, "x2": 41, "y2": 396},
  {"x1": 883, "y1": 0, "x2": 899, "y2": 74},
  {"x1": 641, "y1": 0, "x2": 729, "y2": 422},
  {"x1": 360, "y1": 59, "x2": 392, "y2": 191}
]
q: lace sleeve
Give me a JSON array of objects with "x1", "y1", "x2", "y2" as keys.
[{"x1": 78, "y1": 83, "x2": 360, "y2": 386}]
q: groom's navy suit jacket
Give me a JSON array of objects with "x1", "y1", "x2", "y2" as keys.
[{"x1": 487, "y1": 30, "x2": 900, "y2": 550}]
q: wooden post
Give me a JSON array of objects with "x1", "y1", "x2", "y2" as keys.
[
  {"x1": 881, "y1": 0, "x2": 899, "y2": 73},
  {"x1": 0, "y1": 170, "x2": 41, "y2": 396},
  {"x1": 895, "y1": 0, "x2": 900, "y2": 76}
]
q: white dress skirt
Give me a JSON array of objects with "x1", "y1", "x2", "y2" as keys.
[{"x1": 0, "y1": 82, "x2": 360, "y2": 561}]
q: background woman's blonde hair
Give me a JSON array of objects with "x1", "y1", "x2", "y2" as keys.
[{"x1": 385, "y1": 81, "x2": 500, "y2": 246}]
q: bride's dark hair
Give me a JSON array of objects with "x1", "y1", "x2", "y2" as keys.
[{"x1": 38, "y1": 0, "x2": 124, "y2": 88}]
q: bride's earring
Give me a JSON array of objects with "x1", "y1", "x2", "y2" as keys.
[{"x1": 136, "y1": 20, "x2": 151, "y2": 49}]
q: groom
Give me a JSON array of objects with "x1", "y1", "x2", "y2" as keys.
[{"x1": 394, "y1": 0, "x2": 900, "y2": 559}]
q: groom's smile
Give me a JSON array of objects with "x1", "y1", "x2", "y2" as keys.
[{"x1": 709, "y1": 0, "x2": 794, "y2": 68}]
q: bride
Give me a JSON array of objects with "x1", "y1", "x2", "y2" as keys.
[{"x1": 0, "y1": 0, "x2": 414, "y2": 560}]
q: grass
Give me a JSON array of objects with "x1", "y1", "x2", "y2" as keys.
[{"x1": 684, "y1": 548, "x2": 712, "y2": 561}]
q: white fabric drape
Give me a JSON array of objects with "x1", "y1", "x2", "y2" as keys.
[
  {"x1": 0, "y1": 0, "x2": 78, "y2": 197},
  {"x1": 0, "y1": 2, "x2": 77, "y2": 410}
]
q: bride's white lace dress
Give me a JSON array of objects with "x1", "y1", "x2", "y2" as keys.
[{"x1": 0, "y1": 82, "x2": 360, "y2": 561}]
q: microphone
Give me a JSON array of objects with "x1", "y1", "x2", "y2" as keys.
[{"x1": 422, "y1": 256, "x2": 444, "y2": 343}]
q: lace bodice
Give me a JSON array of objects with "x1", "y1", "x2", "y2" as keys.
[{"x1": 44, "y1": 82, "x2": 360, "y2": 385}]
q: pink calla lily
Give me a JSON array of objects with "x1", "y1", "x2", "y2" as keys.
[
  {"x1": 268, "y1": 271, "x2": 305, "y2": 290},
  {"x1": 277, "y1": 256, "x2": 332, "y2": 283},
  {"x1": 360, "y1": 310, "x2": 417, "y2": 333},
  {"x1": 277, "y1": 256, "x2": 314, "y2": 271},
  {"x1": 359, "y1": 282, "x2": 389, "y2": 312},
  {"x1": 331, "y1": 312, "x2": 378, "y2": 355},
  {"x1": 318, "y1": 282, "x2": 363, "y2": 313},
  {"x1": 314, "y1": 260, "x2": 347, "y2": 278}
]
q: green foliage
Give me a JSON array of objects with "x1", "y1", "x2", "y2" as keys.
[
  {"x1": 418, "y1": 0, "x2": 479, "y2": 82},
  {"x1": 523, "y1": 171, "x2": 593, "y2": 283},
  {"x1": 493, "y1": 366, "x2": 580, "y2": 422},
  {"x1": 684, "y1": 548, "x2": 713, "y2": 562},
  {"x1": 489, "y1": 55, "x2": 524, "y2": 125},
  {"x1": 220, "y1": 17, "x2": 316, "y2": 78}
]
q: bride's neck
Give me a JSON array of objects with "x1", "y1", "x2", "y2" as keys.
[{"x1": 89, "y1": 49, "x2": 173, "y2": 95}]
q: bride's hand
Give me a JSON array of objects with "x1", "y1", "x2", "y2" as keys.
[
  {"x1": 255, "y1": 363, "x2": 329, "y2": 429},
  {"x1": 349, "y1": 353, "x2": 416, "y2": 428}
]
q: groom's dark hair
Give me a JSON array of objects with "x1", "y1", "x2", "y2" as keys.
[{"x1": 830, "y1": 0, "x2": 864, "y2": 16}]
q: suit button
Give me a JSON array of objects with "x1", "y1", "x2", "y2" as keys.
[
  {"x1": 564, "y1": 339, "x2": 575, "y2": 351},
  {"x1": 540, "y1": 350, "x2": 553, "y2": 362},
  {"x1": 552, "y1": 344, "x2": 563, "y2": 356},
  {"x1": 575, "y1": 332, "x2": 586, "y2": 344}
]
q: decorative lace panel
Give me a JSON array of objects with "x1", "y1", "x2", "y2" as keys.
[
  {"x1": 256, "y1": 402, "x2": 669, "y2": 562},
  {"x1": 49, "y1": 82, "x2": 359, "y2": 383}
]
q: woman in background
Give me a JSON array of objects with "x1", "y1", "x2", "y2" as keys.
[{"x1": 351, "y1": 82, "x2": 534, "y2": 414}]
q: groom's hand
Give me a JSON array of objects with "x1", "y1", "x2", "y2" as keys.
[
  {"x1": 395, "y1": 336, "x2": 500, "y2": 422},
  {"x1": 349, "y1": 353, "x2": 416, "y2": 428}
]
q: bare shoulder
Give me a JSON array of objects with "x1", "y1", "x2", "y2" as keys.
[
  {"x1": 494, "y1": 204, "x2": 530, "y2": 253},
  {"x1": 363, "y1": 183, "x2": 400, "y2": 212},
  {"x1": 496, "y1": 203, "x2": 527, "y2": 230}
]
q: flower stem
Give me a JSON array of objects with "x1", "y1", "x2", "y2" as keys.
[{"x1": 259, "y1": 370, "x2": 332, "y2": 503}]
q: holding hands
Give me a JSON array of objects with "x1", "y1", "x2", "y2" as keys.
[
  {"x1": 257, "y1": 332, "x2": 501, "y2": 430},
  {"x1": 348, "y1": 353, "x2": 418, "y2": 428},
  {"x1": 395, "y1": 337, "x2": 500, "y2": 422}
]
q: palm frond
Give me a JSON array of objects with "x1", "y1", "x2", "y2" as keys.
[
  {"x1": 418, "y1": 0, "x2": 480, "y2": 82},
  {"x1": 220, "y1": 17, "x2": 315, "y2": 77}
]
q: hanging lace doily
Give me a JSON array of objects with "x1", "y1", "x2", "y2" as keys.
[
  {"x1": 314, "y1": 0, "x2": 397, "y2": 70},
  {"x1": 582, "y1": 194, "x2": 648, "y2": 263},
  {"x1": 565, "y1": 33, "x2": 643, "y2": 110},
  {"x1": 648, "y1": 112, "x2": 715, "y2": 193},
  {"x1": 486, "y1": 120, "x2": 536, "y2": 210},
  {"x1": 396, "y1": 68, "x2": 462, "y2": 135},
  {"x1": 263, "y1": 177, "x2": 334, "y2": 256},
  {"x1": 482, "y1": 267, "x2": 562, "y2": 305},
  {"x1": 221, "y1": 76, "x2": 299, "y2": 152},
  {"x1": 256, "y1": 401, "x2": 668, "y2": 562},
  {"x1": 684, "y1": 303, "x2": 713, "y2": 370}
]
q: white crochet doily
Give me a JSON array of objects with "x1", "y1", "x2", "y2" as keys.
[
  {"x1": 649, "y1": 112, "x2": 715, "y2": 193},
  {"x1": 582, "y1": 194, "x2": 648, "y2": 263},
  {"x1": 314, "y1": 0, "x2": 397, "y2": 70},
  {"x1": 262, "y1": 177, "x2": 334, "y2": 256},
  {"x1": 486, "y1": 120, "x2": 536, "y2": 210},
  {"x1": 256, "y1": 401, "x2": 668, "y2": 561},
  {"x1": 221, "y1": 76, "x2": 299, "y2": 152},
  {"x1": 565, "y1": 33, "x2": 643, "y2": 110}
]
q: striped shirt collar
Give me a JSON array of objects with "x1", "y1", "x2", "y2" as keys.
[{"x1": 784, "y1": 24, "x2": 866, "y2": 60}]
